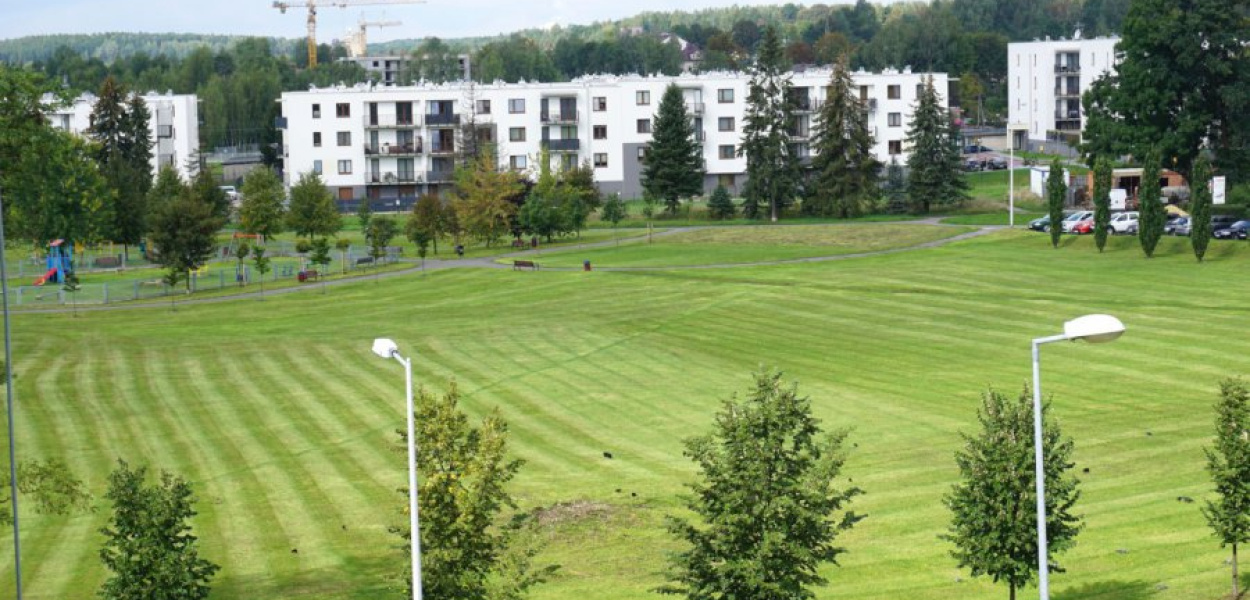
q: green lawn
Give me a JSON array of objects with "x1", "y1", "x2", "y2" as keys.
[
  {"x1": 1, "y1": 230, "x2": 1247, "y2": 599},
  {"x1": 521, "y1": 223, "x2": 975, "y2": 268}
]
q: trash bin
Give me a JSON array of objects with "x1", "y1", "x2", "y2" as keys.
[{"x1": 583, "y1": 260, "x2": 591, "y2": 272}]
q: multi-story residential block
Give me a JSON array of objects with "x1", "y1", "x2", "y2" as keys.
[
  {"x1": 1008, "y1": 35, "x2": 1120, "y2": 144},
  {"x1": 345, "y1": 54, "x2": 473, "y2": 87},
  {"x1": 278, "y1": 68, "x2": 949, "y2": 203},
  {"x1": 46, "y1": 92, "x2": 201, "y2": 181}
]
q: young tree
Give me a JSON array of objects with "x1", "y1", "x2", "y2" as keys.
[
  {"x1": 641, "y1": 193, "x2": 659, "y2": 244},
  {"x1": 392, "y1": 381, "x2": 555, "y2": 599},
  {"x1": 99, "y1": 460, "x2": 219, "y2": 600},
  {"x1": 148, "y1": 190, "x2": 222, "y2": 293},
  {"x1": 1092, "y1": 157, "x2": 1112, "y2": 252},
  {"x1": 147, "y1": 166, "x2": 186, "y2": 229},
  {"x1": 187, "y1": 166, "x2": 230, "y2": 223},
  {"x1": 286, "y1": 171, "x2": 342, "y2": 239},
  {"x1": 906, "y1": 76, "x2": 963, "y2": 214},
  {"x1": 408, "y1": 227, "x2": 431, "y2": 270},
  {"x1": 1190, "y1": 156, "x2": 1214, "y2": 262},
  {"x1": 805, "y1": 54, "x2": 880, "y2": 218},
  {"x1": 452, "y1": 149, "x2": 523, "y2": 246},
  {"x1": 944, "y1": 387, "x2": 1083, "y2": 600},
  {"x1": 232, "y1": 243, "x2": 250, "y2": 287},
  {"x1": 367, "y1": 216, "x2": 398, "y2": 283},
  {"x1": 238, "y1": 167, "x2": 286, "y2": 241},
  {"x1": 643, "y1": 83, "x2": 705, "y2": 215},
  {"x1": 740, "y1": 27, "x2": 802, "y2": 222},
  {"x1": 334, "y1": 238, "x2": 351, "y2": 274},
  {"x1": 410, "y1": 194, "x2": 445, "y2": 255},
  {"x1": 252, "y1": 246, "x2": 270, "y2": 299},
  {"x1": 1046, "y1": 159, "x2": 1066, "y2": 249},
  {"x1": 1137, "y1": 151, "x2": 1165, "y2": 258},
  {"x1": 308, "y1": 236, "x2": 332, "y2": 293},
  {"x1": 600, "y1": 194, "x2": 628, "y2": 243},
  {"x1": 707, "y1": 184, "x2": 735, "y2": 220},
  {"x1": 356, "y1": 197, "x2": 373, "y2": 242},
  {"x1": 1202, "y1": 379, "x2": 1250, "y2": 599},
  {"x1": 883, "y1": 157, "x2": 908, "y2": 214},
  {"x1": 660, "y1": 370, "x2": 863, "y2": 599},
  {"x1": 0, "y1": 459, "x2": 93, "y2": 528}
]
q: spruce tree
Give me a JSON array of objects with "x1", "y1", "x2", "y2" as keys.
[
  {"x1": 940, "y1": 114, "x2": 971, "y2": 207},
  {"x1": 805, "y1": 54, "x2": 880, "y2": 219},
  {"x1": 643, "y1": 83, "x2": 705, "y2": 215},
  {"x1": 944, "y1": 387, "x2": 1083, "y2": 600},
  {"x1": 1190, "y1": 156, "x2": 1213, "y2": 262},
  {"x1": 89, "y1": 78, "x2": 152, "y2": 260},
  {"x1": 707, "y1": 184, "x2": 736, "y2": 220},
  {"x1": 883, "y1": 157, "x2": 908, "y2": 214},
  {"x1": 905, "y1": 76, "x2": 951, "y2": 214},
  {"x1": 1137, "y1": 151, "x2": 1165, "y2": 258},
  {"x1": 1092, "y1": 157, "x2": 1112, "y2": 252},
  {"x1": 740, "y1": 27, "x2": 801, "y2": 222},
  {"x1": 1046, "y1": 159, "x2": 1066, "y2": 249},
  {"x1": 1202, "y1": 379, "x2": 1250, "y2": 599}
]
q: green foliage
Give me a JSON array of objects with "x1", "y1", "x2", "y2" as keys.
[
  {"x1": 392, "y1": 382, "x2": 555, "y2": 599},
  {"x1": 805, "y1": 55, "x2": 880, "y2": 219},
  {"x1": 740, "y1": 27, "x2": 801, "y2": 222},
  {"x1": 944, "y1": 387, "x2": 1083, "y2": 599},
  {"x1": 552, "y1": 35, "x2": 683, "y2": 79},
  {"x1": 238, "y1": 167, "x2": 286, "y2": 241},
  {"x1": 367, "y1": 216, "x2": 399, "y2": 263},
  {"x1": 1092, "y1": 157, "x2": 1112, "y2": 252},
  {"x1": 906, "y1": 76, "x2": 964, "y2": 214},
  {"x1": 452, "y1": 150, "x2": 523, "y2": 246},
  {"x1": 308, "y1": 237, "x2": 332, "y2": 271},
  {"x1": 404, "y1": 37, "x2": 465, "y2": 84},
  {"x1": 1202, "y1": 379, "x2": 1250, "y2": 598},
  {"x1": 357, "y1": 197, "x2": 373, "y2": 239},
  {"x1": 1137, "y1": 151, "x2": 1165, "y2": 258},
  {"x1": 148, "y1": 188, "x2": 222, "y2": 292},
  {"x1": 883, "y1": 157, "x2": 908, "y2": 214},
  {"x1": 642, "y1": 84, "x2": 705, "y2": 214},
  {"x1": 286, "y1": 171, "x2": 342, "y2": 239},
  {"x1": 660, "y1": 369, "x2": 863, "y2": 600},
  {"x1": 0, "y1": 459, "x2": 94, "y2": 528},
  {"x1": 472, "y1": 35, "x2": 560, "y2": 84},
  {"x1": 1046, "y1": 159, "x2": 1066, "y2": 248},
  {"x1": 188, "y1": 166, "x2": 230, "y2": 222},
  {"x1": 1190, "y1": 156, "x2": 1214, "y2": 262},
  {"x1": 7, "y1": 129, "x2": 113, "y2": 246},
  {"x1": 98, "y1": 460, "x2": 219, "y2": 600},
  {"x1": 707, "y1": 185, "x2": 735, "y2": 220},
  {"x1": 147, "y1": 166, "x2": 186, "y2": 222},
  {"x1": 251, "y1": 245, "x2": 270, "y2": 298},
  {"x1": 407, "y1": 194, "x2": 445, "y2": 255}
]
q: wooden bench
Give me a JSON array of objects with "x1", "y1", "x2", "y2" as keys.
[
  {"x1": 355, "y1": 257, "x2": 374, "y2": 266},
  {"x1": 93, "y1": 256, "x2": 122, "y2": 269},
  {"x1": 513, "y1": 260, "x2": 539, "y2": 271},
  {"x1": 297, "y1": 270, "x2": 319, "y2": 283}
]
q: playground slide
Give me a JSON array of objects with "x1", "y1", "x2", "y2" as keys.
[{"x1": 33, "y1": 268, "x2": 57, "y2": 286}]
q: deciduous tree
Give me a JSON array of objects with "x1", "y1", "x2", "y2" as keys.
[
  {"x1": 1202, "y1": 379, "x2": 1250, "y2": 599},
  {"x1": 0, "y1": 459, "x2": 93, "y2": 528},
  {"x1": 451, "y1": 149, "x2": 522, "y2": 246},
  {"x1": 1092, "y1": 157, "x2": 1112, "y2": 252},
  {"x1": 148, "y1": 189, "x2": 222, "y2": 293},
  {"x1": 1046, "y1": 159, "x2": 1066, "y2": 248},
  {"x1": 409, "y1": 193, "x2": 444, "y2": 255},
  {"x1": 308, "y1": 236, "x2": 332, "y2": 293},
  {"x1": 252, "y1": 246, "x2": 270, "y2": 299},
  {"x1": 643, "y1": 83, "x2": 705, "y2": 215},
  {"x1": 1190, "y1": 156, "x2": 1213, "y2": 262},
  {"x1": 238, "y1": 167, "x2": 286, "y2": 241},
  {"x1": 286, "y1": 171, "x2": 342, "y2": 239},
  {"x1": 1137, "y1": 151, "x2": 1165, "y2": 258}
]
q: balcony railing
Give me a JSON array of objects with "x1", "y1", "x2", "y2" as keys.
[
  {"x1": 1055, "y1": 110, "x2": 1082, "y2": 120},
  {"x1": 1054, "y1": 64, "x2": 1081, "y2": 73},
  {"x1": 541, "y1": 111, "x2": 579, "y2": 124},
  {"x1": 686, "y1": 102, "x2": 706, "y2": 115},
  {"x1": 429, "y1": 143, "x2": 456, "y2": 155},
  {"x1": 367, "y1": 172, "x2": 419, "y2": 184},
  {"x1": 365, "y1": 142, "x2": 424, "y2": 156},
  {"x1": 542, "y1": 139, "x2": 581, "y2": 152},
  {"x1": 792, "y1": 99, "x2": 814, "y2": 112},
  {"x1": 426, "y1": 169, "x2": 455, "y2": 183},
  {"x1": 695, "y1": 130, "x2": 705, "y2": 142},
  {"x1": 425, "y1": 113, "x2": 461, "y2": 127},
  {"x1": 364, "y1": 115, "x2": 419, "y2": 128},
  {"x1": 1054, "y1": 88, "x2": 1081, "y2": 98}
]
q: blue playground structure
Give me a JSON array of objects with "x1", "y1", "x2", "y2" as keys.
[{"x1": 34, "y1": 239, "x2": 73, "y2": 286}]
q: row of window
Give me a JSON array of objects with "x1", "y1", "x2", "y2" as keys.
[
  {"x1": 311, "y1": 131, "x2": 354, "y2": 147},
  {"x1": 310, "y1": 88, "x2": 744, "y2": 120}
]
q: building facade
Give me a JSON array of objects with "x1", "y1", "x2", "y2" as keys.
[
  {"x1": 1008, "y1": 35, "x2": 1120, "y2": 144},
  {"x1": 47, "y1": 92, "x2": 201, "y2": 181},
  {"x1": 278, "y1": 68, "x2": 949, "y2": 203}
]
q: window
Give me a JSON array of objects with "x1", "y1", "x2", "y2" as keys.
[
  {"x1": 637, "y1": 119, "x2": 652, "y2": 134},
  {"x1": 719, "y1": 145, "x2": 735, "y2": 159},
  {"x1": 336, "y1": 103, "x2": 350, "y2": 118},
  {"x1": 336, "y1": 131, "x2": 351, "y2": 147},
  {"x1": 636, "y1": 90, "x2": 650, "y2": 105},
  {"x1": 594, "y1": 153, "x2": 608, "y2": 168},
  {"x1": 509, "y1": 127, "x2": 526, "y2": 142},
  {"x1": 510, "y1": 155, "x2": 528, "y2": 170},
  {"x1": 637, "y1": 146, "x2": 648, "y2": 160},
  {"x1": 888, "y1": 140, "x2": 902, "y2": 155},
  {"x1": 337, "y1": 159, "x2": 352, "y2": 174},
  {"x1": 593, "y1": 125, "x2": 607, "y2": 140},
  {"x1": 312, "y1": 103, "x2": 321, "y2": 118},
  {"x1": 718, "y1": 117, "x2": 735, "y2": 132},
  {"x1": 917, "y1": 84, "x2": 924, "y2": 98},
  {"x1": 476, "y1": 99, "x2": 491, "y2": 115},
  {"x1": 313, "y1": 160, "x2": 323, "y2": 174},
  {"x1": 887, "y1": 85, "x2": 900, "y2": 100},
  {"x1": 718, "y1": 174, "x2": 735, "y2": 188},
  {"x1": 508, "y1": 98, "x2": 525, "y2": 114},
  {"x1": 594, "y1": 97, "x2": 607, "y2": 112},
  {"x1": 313, "y1": 132, "x2": 322, "y2": 147},
  {"x1": 718, "y1": 88, "x2": 734, "y2": 103},
  {"x1": 888, "y1": 113, "x2": 902, "y2": 127}
]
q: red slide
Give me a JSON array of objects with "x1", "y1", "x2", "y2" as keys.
[{"x1": 33, "y1": 268, "x2": 57, "y2": 286}]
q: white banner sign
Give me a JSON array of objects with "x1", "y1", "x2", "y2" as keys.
[{"x1": 1213, "y1": 176, "x2": 1227, "y2": 205}]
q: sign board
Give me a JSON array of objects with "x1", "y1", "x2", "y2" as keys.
[{"x1": 1213, "y1": 176, "x2": 1227, "y2": 205}]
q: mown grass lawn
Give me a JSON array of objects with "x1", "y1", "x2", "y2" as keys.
[{"x1": 1, "y1": 229, "x2": 1247, "y2": 599}]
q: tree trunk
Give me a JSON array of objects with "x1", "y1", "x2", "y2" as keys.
[
  {"x1": 1233, "y1": 543, "x2": 1240, "y2": 599},
  {"x1": 1010, "y1": 583, "x2": 1016, "y2": 600}
]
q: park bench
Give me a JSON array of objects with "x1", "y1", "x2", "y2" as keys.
[
  {"x1": 356, "y1": 257, "x2": 374, "y2": 266},
  {"x1": 513, "y1": 260, "x2": 539, "y2": 271},
  {"x1": 93, "y1": 256, "x2": 122, "y2": 269},
  {"x1": 297, "y1": 270, "x2": 319, "y2": 283}
]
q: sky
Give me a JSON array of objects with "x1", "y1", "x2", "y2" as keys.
[{"x1": 0, "y1": 0, "x2": 865, "y2": 44}]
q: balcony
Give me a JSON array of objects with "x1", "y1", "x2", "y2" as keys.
[
  {"x1": 426, "y1": 169, "x2": 456, "y2": 183},
  {"x1": 541, "y1": 111, "x2": 579, "y2": 124},
  {"x1": 686, "y1": 102, "x2": 705, "y2": 115},
  {"x1": 695, "y1": 130, "x2": 705, "y2": 142},
  {"x1": 365, "y1": 142, "x2": 423, "y2": 156},
  {"x1": 1054, "y1": 64, "x2": 1081, "y2": 74},
  {"x1": 364, "y1": 115, "x2": 419, "y2": 129},
  {"x1": 425, "y1": 113, "x2": 461, "y2": 127},
  {"x1": 1054, "y1": 87, "x2": 1081, "y2": 98},
  {"x1": 864, "y1": 98, "x2": 878, "y2": 112},
  {"x1": 787, "y1": 130, "x2": 810, "y2": 141},
  {"x1": 1055, "y1": 110, "x2": 1082, "y2": 121},
  {"x1": 367, "y1": 172, "x2": 419, "y2": 185},
  {"x1": 429, "y1": 143, "x2": 457, "y2": 156},
  {"x1": 793, "y1": 99, "x2": 815, "y2": 113},
  {"x1": 542, "y1": 139, "x2": 581, "y2": 152}
]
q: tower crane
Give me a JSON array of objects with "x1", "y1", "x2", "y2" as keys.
[
  {"x1": 348, "y1": 18, "x2": 402, "y2": 58},
  {"x1": 272, "y1": 0, "x2": 424, "y2": 69}
]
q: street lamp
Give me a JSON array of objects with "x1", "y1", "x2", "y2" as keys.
[
  {"x1": 372, "y1": 338, "x2": 424, "y2": 600},
  {"x1": 1031, "y1": 314, "x2": 1125, "y2": 600},
  {"x1": 1008, "y1": 123, "x2": 1028, "y2": 228}
]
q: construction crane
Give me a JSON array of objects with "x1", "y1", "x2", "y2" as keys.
[
  {"x1": 347, "y1": 18, "x2": 401, "y2": 58},
  {"x1": 272, "y1": 0, "x2": 424, "y2": 69}
]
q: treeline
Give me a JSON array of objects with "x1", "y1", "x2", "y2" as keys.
[{"x1": 0, "y1": 32, "x2": 301, "y2": 64}]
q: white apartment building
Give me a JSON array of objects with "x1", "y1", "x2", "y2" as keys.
[
  {"x1": 278, "y1": 68, "x2": 949, "y2": 202},
  {"x1": 1008, "y1": 35, "x2": 1120, "y2": 144},
  {"x1": 46, "y1": 92, "x2": 201, "y2": 181}
]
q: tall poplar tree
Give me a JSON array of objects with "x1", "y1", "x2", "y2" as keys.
[
  {"x1": 805, "y1": 54, "x2": 879, "y2": 218},
  {"x1": 1202, "y1": 378, "x2": 1250, "y2": 600},
  {"x1": 1046, "y1": 159, "x2": 1066, "y2": 249},
  {"x1": 1137, "y1": 151, "x2": 1165, "y2": 258},
  {"x1": 1092, "y1": 157, "x2": 1112, "y2": 252},
  {"x1": 643, "y1": 83, "x2": 705, "y2": 215},
  {"x1": 1190, "y1": 156, "x2": 1213, "y2": 262},
  {"x1": 739, "y1": 27, "x2": 801, "y2": 222}
]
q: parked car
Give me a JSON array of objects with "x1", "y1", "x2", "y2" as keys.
[
  {"x1": 1211, "y1": 215, "x2": 1239, "y2": 231},
  {"x1": 1166, "y1": 216, "x2": 1191, "y2": 236},
  {"x1": 1213, "y1": 220, "x2": 1250, "y2": 240},
  {"x1": 1028, "y1": 215, "x2": 1052, "y2": 232},
  {"x1": 986, "y1": 156, "x2": 1008, "y2": 170},
  {"x1": 1061, "y1": 211, "x2": 1094, "y2": 233},
  {"x1": 963, "y1": 144, "x2": 992, "y2": 154},
  {"x1": 1109, "y1": 211, "x2": 1139, "y2": 235},
  {"x1": 1071, "y1": 216, "x2": 1096, "y2": 234}
]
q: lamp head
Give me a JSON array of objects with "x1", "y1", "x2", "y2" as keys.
[
  {"x1": 372, "y1": 338, "x2": 399, "y2": 359},
  {"x1": 1063, "y1": 314, "x2": 1125, "y2": 344}
]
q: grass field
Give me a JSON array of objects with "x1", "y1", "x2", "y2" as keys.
[{"x1": 1, "y1": 228, "x2": 1248, "y2": 599}]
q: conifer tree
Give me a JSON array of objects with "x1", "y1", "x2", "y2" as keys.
[
  {"x1": 90, "y1": 78, "x2": 152, "y2": 260},
  {"x1": 1202, "y1": 379, "x2": 1250, "y2": 599},
  {"x1": 1092, "y1": 157, "x2": 1112, "y2": 252},
  {"x1": 940, "y1": 114, "x2": 971, "y2": 207},
  {"x1": 1046, "y1": 159, "x2": 1066, "y2": 248},
  {"x1": 643, "y1": 83, "x2": 705, "y2": 215},
  {"x1": 1190, "y1": 156, "x2": 1213, "y2": 262},
  {"x1": 883, "y1": 157, "x2": 907, "y2": 214},
  {"x1": 707, "y1": 184, "x2": 736, "y2": 220},
  {"x1": 805, "y1": 54, "x2": 879, "y2": 218},
  {"x1": 1137, "y1": 151, "x2": 1165, "y2": 258},
  {"x1": 740, "y1": 27, "x2": 801, "y2": 222},
  {"x1": 905, "y1": 76, "x2": 952, "y2": 214}
]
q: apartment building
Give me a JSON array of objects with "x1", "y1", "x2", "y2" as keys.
[
  {"x1": 1008, "y1": 35, "x2": 1120, "y2": 144},
  {"x1": 345, "y1": 54, "x2": 473, "y2": 87},
  {"x1": 46, "y1": 92, "x2": 201, "y2": 181},
  {"x1": 277, "y1": 68, "x2": 949, "y2": 202}
]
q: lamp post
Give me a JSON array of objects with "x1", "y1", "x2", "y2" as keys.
[
  {"x1": 1031, "y1": 314, "x2": 1125, "y2": 600},
  {"x1": 1008, "y1": 123, "x2": 1027, "y2": 228},
  {"x1": 372, "y1": 338, "x2": 423, "y2": 600},
  {"x1": 0, "y1": 188, "x2": 23, "y2": 600}
]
